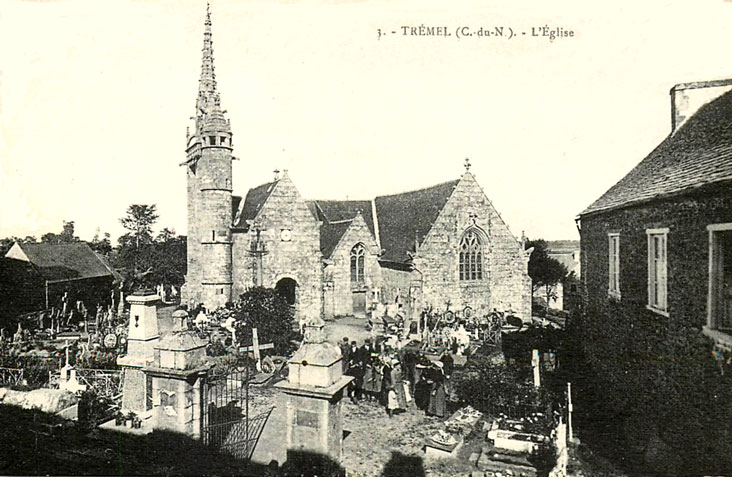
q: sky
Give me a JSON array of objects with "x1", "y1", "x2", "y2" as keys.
[{"x1": 2, "y1": 0, "x2": 732, "y2": 244}]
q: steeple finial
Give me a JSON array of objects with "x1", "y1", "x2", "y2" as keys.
[
  {"x1": 195, "y1": 1, "x2": 230, "y2": 135},
  {"x1": 464, "y1": 157, "x2": 471, "y2": 172},
  {"x1": 199, "y1": 2, "x2": 217, "y2": 98}
]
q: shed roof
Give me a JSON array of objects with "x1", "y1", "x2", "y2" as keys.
[{"x1": 6, "y1": 242, "x2": 116, "y2": 282}]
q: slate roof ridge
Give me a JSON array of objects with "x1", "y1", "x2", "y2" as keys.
[{"x1": 374, "y1": 178, "x2": 461, "y2": 200}]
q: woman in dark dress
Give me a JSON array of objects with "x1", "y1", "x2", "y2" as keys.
[
  {"x1": 414, "y1": 363, "x2": 432, "y2": 411},
  {"x1": 427, "y1": 361, "x2": 447, "y2": 418}
]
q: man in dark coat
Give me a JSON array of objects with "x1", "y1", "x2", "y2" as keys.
[
  {"x1": 339, "y1": 337, "x2": 350, "y2": 373},
  {"x1": 346, "y1": 340, "x2": 363, "y2": 402}
]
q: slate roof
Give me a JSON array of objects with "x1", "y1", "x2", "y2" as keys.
[
  {"x1": 320, "y1": 220, "x2": 354, "y2": 258},
  {"x1": 234, "y1": 181, "x2": 278, "y2": 229},
  {"x1": 311, "y1": 201, "x2": 375, "y2": 234},
  {"x1": 581, "y1": 89, "x2": 732, "y2": 216},
  {"x1": 546, "y1": 240, "x2": 579, "y2": 252},
  {"x1": 231, "y1": 177, "x2": 462, "y2": 263},
  {"x1": 375, "y1": 180, "x2": 459, "y2": 263},
  {"x1": 9, "y1": 243, "x2": 116, "y2": 282},
  {"x1": 231, "y1": 195, "x2": 242, "y2": 223}
]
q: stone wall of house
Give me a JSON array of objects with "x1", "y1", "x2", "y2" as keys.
[
  {"x1": 581, "y1": 185, "x2": 732, "y2": 331},
  {"x1": 233, "y1": 175, "x2": 323, "y2": 322},
  {"x1": 413, "y1": 173, "x2": 531, "y2": 321},
  {"x1": 324, "y1": 215, "x2": 381, "y2": 318}
]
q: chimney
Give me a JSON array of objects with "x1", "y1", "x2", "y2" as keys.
[{"x1": 670, "y1": 79, "x2": 732, "y2": 133}]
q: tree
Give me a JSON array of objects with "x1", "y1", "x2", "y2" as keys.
[
  {"x1": 89, "y1": 228, "x2": 112, "y2": 256},
  {"x1": 112, "y1": 215, "x2": 185, "y2": 293},
  {"x1": 526, "y1": 239, "x2": 569, "y2": 311},
  {"x1": 41, "y1": 220, "x2": 78, "y2": 244},
  {"x1": 156, "y1": 227, "x2": 176, "y2": 243},
  {"x1": 120, "y1": 204, "x2": 158, "y2": 248},
  {"x1": 233, "y1": 287, "x2": 298, "y2": 355}
]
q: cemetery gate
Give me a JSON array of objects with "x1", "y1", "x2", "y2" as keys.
[{"x1": 201, "y1": 365, "x2": 273, "y2": 462}]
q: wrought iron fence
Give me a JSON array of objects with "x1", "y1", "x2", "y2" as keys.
[
  {"x1": 201, "y1": 364, "x2": 273, "y2": 462},
  {"x1": 0, "y1": 367, "x2": 24, "y2": 386}
]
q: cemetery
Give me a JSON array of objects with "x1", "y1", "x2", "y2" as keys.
[{"x1": 0, "y1": 278, "x2": 584, "y2": 477}]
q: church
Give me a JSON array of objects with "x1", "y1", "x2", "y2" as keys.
[{"x1": 181, "y1": 6, "x2": 532, "y2": 324}]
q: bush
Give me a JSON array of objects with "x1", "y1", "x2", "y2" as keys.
[
  {"x1": 453, "y1": 354, "x2": 558, "y2": 431},
  {"x1": 77, "y1": 389, "x2": 114, "y2": 429},
  {"x1": 233, "y1": 287, "x2": 299, "y2": 355}
]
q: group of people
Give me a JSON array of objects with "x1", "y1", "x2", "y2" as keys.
[{"x1": 339, "y1": 337, "x2": 452, "y2": 418}]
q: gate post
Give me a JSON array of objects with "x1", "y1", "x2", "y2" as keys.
[{"x1": 275, "y1": 317, "x2": 353, "y2": 465}]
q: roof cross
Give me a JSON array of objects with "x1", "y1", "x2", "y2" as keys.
[{"x1": 464, "y1": 157, "x2": 471, "y2": 172}]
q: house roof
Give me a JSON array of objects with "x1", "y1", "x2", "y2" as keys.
[
  {"x1": 375, "y1": 180, "x2": 459, "y2": 263},
  {"x1": 546, "y1": 240, "x2": 579, "y2": 252},
  {"x1": 580, "y1": 89, "x2": 732, "y2": 216},
  {"x1": 320, "y1": 220, "x2": 354, "y2": 258},
  {"x1": 234, "y1": 181, "x2": 278, "y2": 229},
  {"x1": 7, "y1": 242, "x2": 116, "y2": 282}
]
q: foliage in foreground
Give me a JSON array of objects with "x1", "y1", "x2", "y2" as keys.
[{"x1": 452, "y1": 354, "x2": 558, "y2": 435}]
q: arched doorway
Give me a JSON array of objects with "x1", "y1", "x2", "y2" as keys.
[{"x1": 275, "y1": 278, "x2": 297, "y2": 307}]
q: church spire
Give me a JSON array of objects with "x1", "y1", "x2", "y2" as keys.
[
  {"x1": 195, "y1": 2, "x2": 229, "y2": 135},
  {"x1": 199, "y1": 2, "x2": 216, "y2": 97}
]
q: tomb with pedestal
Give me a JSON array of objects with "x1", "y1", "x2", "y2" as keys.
[
  {"x1": 117, "y1": 288, "x2": 161, "y2": 413},
  {"x1": 143, "y1": 330, "x2": 209, "y2": 437},
  {"x1": 275, "y1": 317, "x2": 353, "y2": 468}
]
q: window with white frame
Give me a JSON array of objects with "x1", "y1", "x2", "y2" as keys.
[
  {"x1": 647, "y1": 228, "x2": 668, "y2": 314},
  {"x1": 608, "y1": 233, "x2": 620, "y2": 297},
  {"x1": 708, "y1": 223, "x2": 732, "y2": 332}
]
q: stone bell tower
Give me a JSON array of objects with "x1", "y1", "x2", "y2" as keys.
[{"x1": 182, "y1": 3, "x2": 234, "y2": 309}]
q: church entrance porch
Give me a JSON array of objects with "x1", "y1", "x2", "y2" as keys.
[{"x1": 275, "y1": 278, "x2": 298, "y2": 307}]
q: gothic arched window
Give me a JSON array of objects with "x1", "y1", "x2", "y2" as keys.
[
  {"x1": 350, "y1": 243, "x2": 366, "y2": 283},
  {"x1": 459, "y1": 230, "x2": 483, "y2": 281}
]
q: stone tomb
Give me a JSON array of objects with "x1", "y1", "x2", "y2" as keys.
[
  {"x1": 117, "y1": 289, "x2": 161, "y2": 413},
  {"x1": 144, "y1": 331, "x2": 209, "y2": 437},
  {"x1": 276, "y1": 318, "x2": 353, "y2": 464}
]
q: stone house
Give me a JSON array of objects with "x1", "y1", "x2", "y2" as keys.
[
  {"x1": 578, "y1": 78, "x2": 732, "y2": 353},
  {"x1": 182, "y1": 6, "x2": 532, "y2": 323}
]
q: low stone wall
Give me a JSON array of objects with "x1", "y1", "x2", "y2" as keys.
[{"x1": 0, "y1": 387, "x2": 78, "y2": 414}]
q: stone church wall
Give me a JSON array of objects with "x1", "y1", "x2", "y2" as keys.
[
  {"x1": 241, "y1": 176, "x2": 323, "y2": 322},
  {"x1": 413, "y1": 173, "x2": 531, "y2": 321},
  {"x1": 324, "y1": 215, "x2": 381, "y2": 318}
]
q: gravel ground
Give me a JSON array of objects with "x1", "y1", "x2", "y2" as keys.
[{"x1": 247, "y1": 383, "x2": 480, "y2": 477}]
